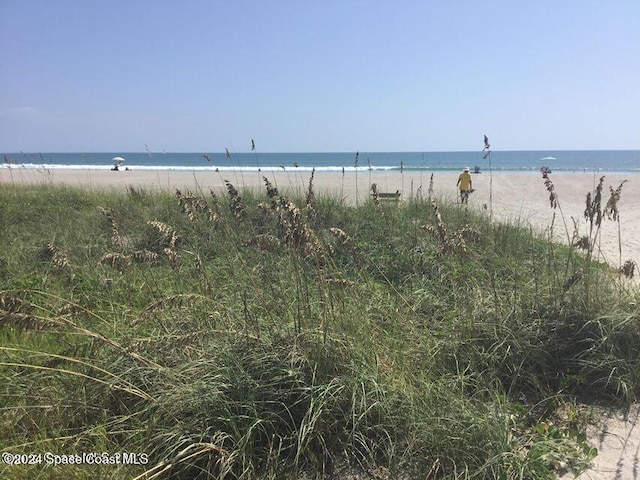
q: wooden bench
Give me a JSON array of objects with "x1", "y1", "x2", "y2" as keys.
[{"x1": 370, "y1": 184, "x2": 401, "y2": 203}]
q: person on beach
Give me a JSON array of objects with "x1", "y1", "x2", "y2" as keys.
[{"x1": 457, "y1": 167, "x2": 473, "y2": 204}]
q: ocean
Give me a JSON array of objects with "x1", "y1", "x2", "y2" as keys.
[{"x1": 2, "y1": 150, "x2": 639, "y2": 174}]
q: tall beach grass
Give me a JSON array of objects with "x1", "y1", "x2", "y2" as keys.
[{"x1": 0, "y1": 176, "x2": 638, "y2": 479}]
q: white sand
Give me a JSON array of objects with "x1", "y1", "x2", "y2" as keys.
[{"x1": 562, "y1": 405, "x2": 640, "y2": 480}]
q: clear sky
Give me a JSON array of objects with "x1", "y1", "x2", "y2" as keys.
[{"x1": 1, "y1": 1, "x2": 638, "y2": 153}]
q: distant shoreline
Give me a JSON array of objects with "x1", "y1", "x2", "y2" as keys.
[{"x1": 1, "y1": 165, "x2": 636, "y2": 175}]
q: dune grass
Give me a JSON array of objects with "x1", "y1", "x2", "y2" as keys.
[{"x1": 1, "y1": 177, "x2": 639, "y2": 479}]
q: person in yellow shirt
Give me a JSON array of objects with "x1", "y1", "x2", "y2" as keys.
[{"x1": 456, "y1": 167, "x2": 473, "y2": 204}]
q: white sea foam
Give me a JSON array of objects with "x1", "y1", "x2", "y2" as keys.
[{"x1": 0, "y1": 163, "x2": 398, "y2": 173}]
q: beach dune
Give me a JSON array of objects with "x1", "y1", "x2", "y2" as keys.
[
  {"x1": 3, "y1": 167, "x2": 638, "y2": 273},
  {"x1": 2, "y1": 166, "x2": 639, "y2": 479}
]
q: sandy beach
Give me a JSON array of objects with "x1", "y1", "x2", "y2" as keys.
[{"x1": 2, "y1": 167, "x2": 639, "y2": 272}]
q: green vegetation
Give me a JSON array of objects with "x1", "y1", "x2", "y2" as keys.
[{"x1": 1, "y1": 177, "x2": 639, "y2": 479}]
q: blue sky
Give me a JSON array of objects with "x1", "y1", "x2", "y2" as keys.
[{"x1": 1, "y1": 1, "x2": 638, "y2": 153}]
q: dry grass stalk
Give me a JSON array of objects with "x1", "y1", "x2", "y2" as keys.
[
  {"x1": 572, "y1": 234, "x2": 590, "y2": 250},
  {"x1": 45, "y1": 243, "x2": 71, "y2": 272},
  {"x1": 1, "y1": 299, "x2": 159, "y2": 370},
  {"x1": 163, "y1": 248, "x2": 180, "y2": 271},
  {"x1": 0, "y1": 295, "x2": 43, "y2": 329},
  {"x1": 208, "y1": 190, "x2": 223, "y2": 223},
  {"x1": 421, "y1": 200, "x2": 468, "y2": 253},
  {"x1": 176, "y1": 189, "x2": 215, "y2": 225},
  {"x1": 98, "y1": 252, "x2": 132, "y2": 271},
  {"x1": 429, "y1": 199, "x2": 453, "y2": 252},
  {"x1": 0, "y1": 312, "x2": 49, "y2": 330},
  {"x1": 458, "y1": 225, "x2": 481, "y2": 244},
  {"x1": 0, "y1": 294, "x2": 34, "y2": 314},
  {"x1": 97, "y1": 206, "x2": 126, "y2": 247},
  {"x1": 569, "y1": 218, "x2": 589, "y2": 250},
  {"x1": 132, "y1": 440, "x2": 233, "y2": 480},
  {"x1": 604, "y1": 180, "x2": 627, "y2": 221},
  {"x1": 138, "y1": 294, "x2": 211, "y2": 321},
  {"x1": 129, "y1": 331, "x2": 204, "y2": 352},
  {"x1": 98, "y1": 250, "x2": 159, "y2": 271},
  {"x1": 620, "y1": 260, "x2": 637, "y2": 279},
  {"x1": 244, "y1": 234, "x2": 282, "y2": 252},
  {"x1": 147, "y1": 221, "x2": 180, "y2": 249},
  {"x1": 263, "y1": 176, "x2": 279, "y2": 199},
  {"x1": 305, "y1": 168, "x2": 317, "y2": 223},
  {"x1": 273, "y1": 196, "x2": 325, "y2": 260},
  {"x1": 256, "y1": 202, "x2": 274, "y2": 218},
  {"x1": 325, "y1": 278, "x2": 355, "y2": 286},
  {"x1": 540, "y1": 173, "x2": 574, "y2": 246},
  {"x1": 542, "y1": 172, "x2": 558, "y2": 209},
  {"x1": 428, "y1": 173, "x2": 434, "y2": 200},
  {"x1": 126, "y1": 185, "x2": 147, "y2": 200},
  {"x1": 131, "y1": 249, "x2": 160, "y2": 263},
  {"x1": 329, "y1": 227, "x2": 351, "y2": 245},
  {"x1": 584, "y1": 176, "x2": 605, "y2": 228},
  {"x1": 225, "y1": 180, "x2": 246, "y2": 221},
  {"x1": 192, "y1": 253, "x2": 204, "y2": 275},
  {"x1": 55, "y1": 302, "x2": 84, "y2": 317}
]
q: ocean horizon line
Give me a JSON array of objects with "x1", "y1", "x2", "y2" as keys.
[{"x1": 4, "y1": 148, "x2": 640, "y2": 156}]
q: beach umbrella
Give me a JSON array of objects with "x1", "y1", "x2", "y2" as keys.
[
  {"x1": 540, "y1": 156, "x2": 557, "y2": 161},
  {"x1": 112, "y1": 156, "x2": 125, "y2": 165}
]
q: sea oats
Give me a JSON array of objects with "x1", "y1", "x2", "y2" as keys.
[
  {"x1": 98, "y1": 252, "x2": 132, "y2": 271},
  {"x1": 263, "y1": 176, "x2": 279, "y2": 199},
  {"x1": 0, "y1": 292, "x2": 44, "y2": 330},
  {"x1": 208, "y1": 189, "x2": 222, "y2": 223},
  {"x1": 428, "y1": 173, "x2": 434, "y2": 200},
  {"x1": 256, "y1": 202, "x2": 274, "y2": 217},
  {"x1": 225, "y1": 180, "x2": 246, "y2": 221},
  {"x1": 163, "y1": 248, "x2": 180, "y2": 271},
  {"x1": 420, "y1": 200, "x2": 470, "y2": 254},
  {"x1": 572, "y1": 235, "x2": 590, "y2": 250},
  {"x1": 147, "y1": 221, "x2": 180, "y2": 249},
  {"x1": 131, "y1": 249, "x2": 160, "y2": 263},
  {"x1": 46, "y1": 243, "x2": 71, "y2": 272},
  {"x1": 97, "y1": 206, "x2": 125, "y2": 247},
  {"x1": 604, "y1": 180, "x2": 627, "y2": 221},
  {"x1": 458, "y1": 225, "x2": 481, "y2": 244},
  {"x1": 542, "y1": 173, "x2": 558, "y2": 209},
  {"x1": 0, "y1": 295, "x2": 34, "y2": 315},
  {"x1": 620, "y1": 259, "x2": 637, "y2": 279},
  {"x1": 176, "y1": 189, "x2": 215, "y2": 225},
  {"x1": 584, "y1": 176, "x2": 605, "y2": 227},
  {"x1": 244, "y1": 234, "x2": 282, "y2": 252},
  {"x1": 273, "y1": 196, "x2": 324, "y2": 260},
  {"x1": 305, "y1": 168, "x2": 317, "y2": 223},
  {"x1": 329, "y1": 227, "x2": 350, "y2": 245}
]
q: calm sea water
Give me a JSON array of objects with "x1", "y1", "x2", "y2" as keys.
[{"x1": 2, "y1": 150, "x2": 639, "y2": 173}]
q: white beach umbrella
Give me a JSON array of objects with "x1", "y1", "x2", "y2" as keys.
[
  {"x1": 540, "y1": 156, "x2": 557, "y2": 161},
  {"x1": 112, "y1": 156, "x2": 125, "y2": 165}
]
